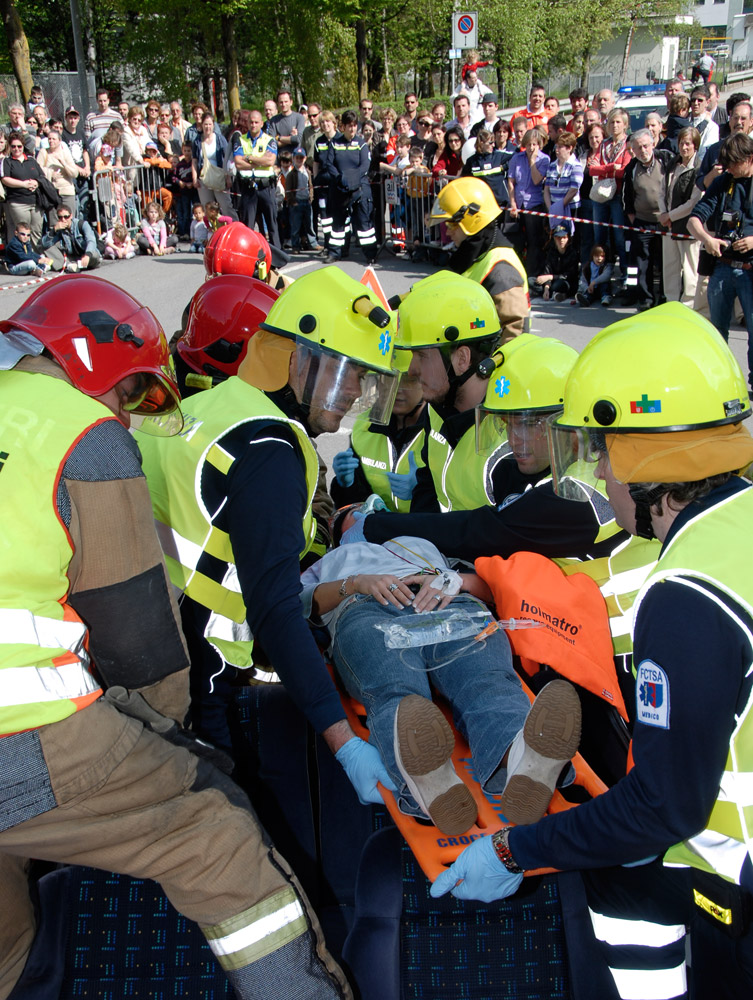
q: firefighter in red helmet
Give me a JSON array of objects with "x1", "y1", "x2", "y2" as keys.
[{"x1": 0, "y1": 274, "x2": 352, "y2": 998}]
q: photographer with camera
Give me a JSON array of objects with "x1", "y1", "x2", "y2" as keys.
[{"x1": 688, "y1": 132, "x2": 753, "y2": 395}]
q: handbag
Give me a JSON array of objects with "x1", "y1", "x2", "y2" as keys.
[
  {"x1": 200, "y1": 144, "x2": 227, "y2": 191},
  {"x1": 35, "y1": 174, "x2": 61, "y2": 212},
  {"x1": 590, "y1": 177, "x2": 617, "y2": 204}
]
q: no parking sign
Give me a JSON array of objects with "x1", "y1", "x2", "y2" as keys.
[{"x1": 452, "y1": 11, "x2": 478, "y2": 50}]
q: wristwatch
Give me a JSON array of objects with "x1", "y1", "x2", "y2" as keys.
[{"x1": 491, "y1": 828, "x2": 524, "y2": 874}]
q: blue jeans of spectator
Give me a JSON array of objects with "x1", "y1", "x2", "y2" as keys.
[
  {"x1": 708, "y1": 262, "x2": 753, "y2": 389},
  {"x1": 7, "y1": 259, "x2": 41, "y2": 276},
  {"x1": 331, "y1": 593, "x2": 530, "y2": 816},
  {"x1": 289, "y1": 200, "x2": 312, "y2": 248},
  {"x1": 176, "y1": 195, "x2": 193, "y2": 237},
  {"x1": 592, "y1": 196, "x2": 627, "y2": 272}
]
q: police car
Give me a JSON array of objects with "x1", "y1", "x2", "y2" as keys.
[{"x1": 615, "y1": 85, "x2": 670, "y2": 133}]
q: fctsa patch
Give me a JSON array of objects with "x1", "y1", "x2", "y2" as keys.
[{"x1": 636, "y1": 660, "x2": 670, "y2": 729}]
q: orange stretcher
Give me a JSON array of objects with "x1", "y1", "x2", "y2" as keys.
[
  {"x1": 330, "y1": 549, "x2": 626, "y2": 882},
  {"x1": 335, "y1": 673, "x2": 608, "y2": 883}
]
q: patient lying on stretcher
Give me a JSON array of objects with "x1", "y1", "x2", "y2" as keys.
[{"x1": 300, "y1": 508, "x2": 581, "y2": 836}]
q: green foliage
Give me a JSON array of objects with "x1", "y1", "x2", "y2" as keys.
[{"x1": 13, "y1": 0, "x2": 697, "y2": 112}]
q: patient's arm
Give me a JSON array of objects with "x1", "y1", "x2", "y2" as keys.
[{"x1": 312, "y1": 574, "x2": 414, "y2": 617}]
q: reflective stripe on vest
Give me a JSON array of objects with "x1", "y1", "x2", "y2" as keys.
[
  {"x1": 351, "y1": 409, "x2": 425, "y2": 513},
  {"x1": 239, "y1": 132, "x2": 275, "y2": 179},
  {"x1": 426, "y1": 406, "x2": 510, "y2": 511},
  {"x1": 464, "y1": 245, "x2": 528, "y2": 289},
  {"x1": 138, "y1": 377, "x2": 319, "y2": 669},
  {"x1": 0, "y1": 370, "x2": 106, "y2": 735},
  {"x1": 632, "y1": 487, "x2": 753, "y2": 883},
  {"x1": 558, "y1": 535, "x2": 661, "y2": 654}
]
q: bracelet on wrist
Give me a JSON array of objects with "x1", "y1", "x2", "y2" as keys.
[
  {"x1": 491, "y1": 828, "x2": 524, "y2": 874},
  {"x1": 339, "y1": 575, "x2": 355, "y2": 597}
]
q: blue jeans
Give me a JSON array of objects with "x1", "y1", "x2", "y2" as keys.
[
  {"x1": 592, "y1": 197, "x2": 627, "y2": 272},
  {"x1": 708, "y1": 263, "x2": 753, "y2": 389},
  {"x1": 7, "y1": 259, "x2": 40, "y2": 276},
  {"x1": 289, "y1": 201, "x2": 312, "y2": 248},
  {"x1": 331, "y1": 593, "x2": 530, "y2": 815},
  {"x1": 176, "y1": 195, "x2": 193, "y2": 237}
]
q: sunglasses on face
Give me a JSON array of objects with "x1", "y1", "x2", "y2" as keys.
[{"x1": 58, "y1": 214, "x2": 71, "y2": 220}]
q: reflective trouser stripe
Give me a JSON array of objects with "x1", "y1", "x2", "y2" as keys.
[
  {"x1": 625, "y1": 266, "x2": 639, "y2": 286},
  {"x1": 589, "y1": 909, "x2": 686, "y2": 947},
  {"x1": 202, "y1": 887, "x2": 307, "y2": 971},
  {"x1": 589, "y1": 907, "x2": 687, "y2": 1000},
  {"x1": 329, "y1": 230, "x2": 346, "y2": 248},
  {"x1": 0, "y1": 661, "x2": 100, "y2": 707},
  {"x1": 609, "y1": 964, "x2": 687, "y2": 1000},
  {"x1": 357, "y1": 227, "x2": 376, "y2": 246}
]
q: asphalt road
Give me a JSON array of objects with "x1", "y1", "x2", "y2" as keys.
[{"x1": 1, "y1": 247, "x2": 749, "y2": 478}]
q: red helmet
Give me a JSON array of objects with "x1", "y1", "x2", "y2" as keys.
[
  {"x1": 177, "y1": 274, "x2": 279, "y2": 380},
  {"x1": 0, "y1": 274, "x2": 180, "y2": 417},
  {"x1": 204, "y1": 222, "x2": 272, "y2": 281}
]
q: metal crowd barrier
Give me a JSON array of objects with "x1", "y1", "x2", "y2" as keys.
[
  {"x1": 92, "y1": 163, "x2": 177, "y2": 238},
  {"x1": 371, "y1": 172, "x2": 450, "y2": 258}
]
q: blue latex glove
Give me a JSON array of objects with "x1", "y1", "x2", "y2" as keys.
[
  {"x1": 339, "y1": 509, "x2": 371, "y2": 546},
  {"x1": 335, "y1": 736, "x2": 397, "y2": 805},
  {"x1": 386, "y1": 451, "x2": 418, "y2": 501},
  {"x1": 332, "y1": 447, "x2": 360, "y2": 488},
  {"x1": 430, "y1": 834, "x2": 524, "y2": 902}
]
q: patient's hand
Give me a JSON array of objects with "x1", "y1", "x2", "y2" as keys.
[
  {"x1": 355, "y1": 574, "x2": 414, "y2": 608},
  {"x1": 402, "y1": 574, "x2": 456, "y2": 613}
]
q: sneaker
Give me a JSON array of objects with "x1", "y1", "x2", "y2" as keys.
[
  {"x1": 600, "y1": 295, "x2": 612, "y2": 307},
  {"x1": 553, "y1": 292, "x2": 567, "y2": 302},
  {"x1": 65, "y1": 262, "x2": 79, "y2": 273},
  {"x1": 575, "y1": 292, "x2": 589, "y2": 307},
  {"x1": 500, "y1": 680, "x2": 581, "y2": 826},
  {"x1": 394, "y1": 694, "x2": 477, "y2": 836}
]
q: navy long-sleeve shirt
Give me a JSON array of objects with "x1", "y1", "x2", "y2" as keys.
[
  {"x1": 510, "y1": 479, "x2": 753, "y2": 879},
  {"x1": 179, "y1": 417, "x2": 345, "y2": 735}
]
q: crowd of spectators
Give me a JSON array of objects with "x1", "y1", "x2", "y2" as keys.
[{"x1": 3, "y1": 73, "x2": 753, "y2": 351}]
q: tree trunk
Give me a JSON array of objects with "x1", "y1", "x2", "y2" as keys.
[
  {"x1": 213, "y1": 68, "x2": 225, "y2": 121},
  {"x1": 356, "y1": 18, "x2": 368, "y2": 99},
  {"x1": 620, "y1": 19, "x2": 636, "y2": 89},
  {"x1": 221, "y1": 11, "x2": 240, "y2": 115},
  {"x1": 580, "y1": 47, "x2": 592, "y2": 89},
  {"x1": 0, "y1": 0, "x2": 32, "y2": 102}
]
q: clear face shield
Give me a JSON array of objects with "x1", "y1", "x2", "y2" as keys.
[
  {"x1": 476, "y1": 408, "x2": 556, "y2": 475},
  {"x1": 547, "y1": 418, "x2": 606, "y2": 501},
  {"x1": 293, "y1": 341, "x2": 399, "y2": 431}
]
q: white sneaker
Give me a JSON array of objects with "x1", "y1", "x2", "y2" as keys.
[
  {"x1": 501, "y1": 680, "x2": 581, "y2": 825},
  {"x1": 65, "y1": 261, "x2": 79, "y2": 273}
]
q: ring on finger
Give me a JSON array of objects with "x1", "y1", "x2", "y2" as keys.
[
  {"x1": 433, "y1": 593, "x2": 442, "y2": 601},
  {"x1": 388, "y1": 582, "x2": 398, "y2": 592}
]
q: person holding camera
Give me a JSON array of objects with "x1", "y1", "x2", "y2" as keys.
[{"x1": 687, "y1": 132, "x2": 753, "y2": 395}]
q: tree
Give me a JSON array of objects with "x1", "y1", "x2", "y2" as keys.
[{"x1": 0, "y1": 0, "x2": 32, "y2": 102}]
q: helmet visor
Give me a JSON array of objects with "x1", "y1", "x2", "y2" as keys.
[
  {"x1": 294, "y1": 342, "x2": 399, "y2": 430},
  {"x1": 476, "y1": 408, "x2": 553, "y2": 476},
  {"x1": 547, "y1": 419, "x2": 605, "y2": 501},
  {"x1": 428, "y1": 193, "x2": 452, "y2": 225},
  {"x1": 125, "y1": 371, "x2": 184, "y2": 437}
]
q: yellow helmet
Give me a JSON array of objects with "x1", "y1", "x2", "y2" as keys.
[
  {"x1": 259, "y1": 266, "x2": 404, "y2": 424},
  {"x1": 548, "y1": 304, "x2": 753, "y2": 507},
  {"x1": 396, "y1": 271, "x2": 501, "y2": 350},
  {"x1": 478, "y1": 334, "x2": 578, "y2": 414},
  {"x1": 429, "y1": 176, "x2": 501, "y2": 235},
  {"x1": 475, "y1": 334, "x2": 577, "y2": 459},
  {"x1": 554, "y1": 303, "x2": 750, "y2": 433}
]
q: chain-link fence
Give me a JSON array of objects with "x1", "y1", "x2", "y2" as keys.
[{"x1": 0, "y1": 72, "x2": 95, "y2": 122}]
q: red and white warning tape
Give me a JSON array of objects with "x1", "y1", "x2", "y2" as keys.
[{"x1": 517, "y1": 206, "x2": 694, "y2": 240}]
